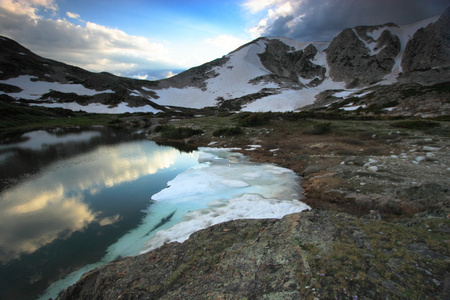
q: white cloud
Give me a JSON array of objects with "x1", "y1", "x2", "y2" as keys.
[
  {"x1": 205, "y1": 34, "x2": 249, "y2": 53},
  {"x1": 0, "y1": 1, "x2": 253, "y2": 77},
  {"x1": 0, "y1": 1, "x2": 256, "y2": 78},
  {"x1": 165, "y1": 71, "x2": 177, "y2": 78},
  {"x1": 66, "y1": 11, "x2": 80, "y2": 19},
  {"x1": 133, "y1": 74, "x2": 149, "y2": 80},
  {"x1": 0, "y1": 0, "x2": 57, "y2": 19},
  {"x1": 242, "y1": 0, "x2": 288, "y2": 13},
  {"x1": 0, "y1": 0, "x2": 187, "y2": 75},
  {"x1": 131, "y1": 70, "x2": 177, "y2": 80}
]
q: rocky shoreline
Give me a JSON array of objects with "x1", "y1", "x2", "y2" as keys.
[{"x1": 57, "y1": 116, "x2": 449, "y2": 299}]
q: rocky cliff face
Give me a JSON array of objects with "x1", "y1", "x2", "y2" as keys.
[
  {"x1": 400, "y1": 7, "x2": 450, "y2": 84},
  {"x1": 258, "y1": 39, "x2": 326, "y2": 87},
  {"x1": 326, "y1": 7, "x2": 450, "y2": 88},
  {"x1": 326, "y1": 25, "x2": 401, "y2": 88}
]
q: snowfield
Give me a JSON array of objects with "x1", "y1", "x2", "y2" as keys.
[
  {"x1": 150, "y1": 38, "x2": 347, "y2": 111},
  {"x1": 32, "y1": 102, "x2": 162, "y2": 114}
]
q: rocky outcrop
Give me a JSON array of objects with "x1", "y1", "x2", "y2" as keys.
[
  {"x1": 57, "y1": 210, "x2": 450, "y2": 300},
  {"x1": 258, "y1": 39, "x2": 326, "y2": 87},
  {"x1": 326, "y1": 25, "x2": 401, "y2": 88},
  {"x1": 400, "y1": 7, "x2": 450, "y2": 84}
]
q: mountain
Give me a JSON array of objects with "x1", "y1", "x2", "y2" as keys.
[
  {"x1": 0, "y1": 7, "x2": 449, "y2": 115},
  {"x1": 0, "y1": 36, "x2": 166, "y2": 114}
]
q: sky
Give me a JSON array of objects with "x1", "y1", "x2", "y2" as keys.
[{"x1": 0, "y1": 0, "x2": 448, "y2": 80}]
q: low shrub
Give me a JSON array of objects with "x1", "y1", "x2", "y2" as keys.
[
  {"x1": 156, "y1": 125, "x2": 204, "y2": 139},
  {"x1": 305, "y1": 122, "x2": 332, "y2": 135},
  {"x1": 213, "y1": 126, "x2": 244, "y2": 137},
  {"x1": 153, "y1": 125, "x2": 166, "y2": 133},
  {"x1": 238, "y1": 112, "x2": 274, "y2": 127},
  {"x1": 431, "y1": 115, "x2": 450, "y2": 121},
  {"x1": 381, "y1": 100, "x2": 399, "y2": 108},
  {"x1": 107, "y1": 118, "x2": 122, "y2": 125},
  {"x1": 391, "y1": 120, "x2": 440, "y2": 130}
]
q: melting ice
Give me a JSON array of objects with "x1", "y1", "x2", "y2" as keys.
[
  {"x1": 40, "y1": 147, "x2": 309, "y2": 299},
  {"x1": 140, "y1": 147, "x2": 310, "y2": 253}
]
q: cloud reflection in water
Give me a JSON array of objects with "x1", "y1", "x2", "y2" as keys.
[{"x1": 0, "y1": 141, "x2": 193, "y2": 262}]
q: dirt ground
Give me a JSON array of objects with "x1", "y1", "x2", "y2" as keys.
[{"x1": 161, "y1": 116, "x2": 449, "y2": 221}]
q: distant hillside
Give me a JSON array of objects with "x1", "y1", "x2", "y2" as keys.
[{"x1": 0, "y1": 36, "x2": 164, "y2": 114}]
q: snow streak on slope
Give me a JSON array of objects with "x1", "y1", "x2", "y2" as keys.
[
  {"x1": 242, "y1": 78, "x2": 346, "y2": 112},
  {"x1": 32, "y1": 102, "x2": 162, "y2": 114},
  {"x1": 0, "y1": 75, "x2": 162, "y2": 113},
  {"x1": 0, "y1": 75, "x2": 113, "y2": 100},
  {"x1": 363, "y1": 16, "x2": 439, "y2": 84},
  {"x1": 205, "y1": 39, "x2": 277, "y2": 97}
]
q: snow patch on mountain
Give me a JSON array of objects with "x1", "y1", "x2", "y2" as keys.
[
  {"x1": 32, "y1": 102, "x2": 162, "y2": 114},
  {"x1": 151, "y1": 39, "x2": 276, "y2": 109},
  {"x1": 243, "y1": 77, "x2": 346, "y2": 112},
  {"x1": 0, "y1": 75, "x2": 113, "y2": 100},
  {"x1": 151, "y1": 38, "x2": 338, "y2": 111}
]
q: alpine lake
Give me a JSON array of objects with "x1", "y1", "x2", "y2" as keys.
[
  {"x1": 0, "y1": 127, "x2": 200, "y2": 299},
  {"x1": 0, "y1": 125, "x2": 307, "y2": 300}
]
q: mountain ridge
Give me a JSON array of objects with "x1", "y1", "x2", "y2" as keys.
[{"x1": 0, "y1": 7, "x2": 449, "y2": 114}]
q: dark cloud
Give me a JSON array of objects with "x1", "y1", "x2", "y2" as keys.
[{"x1": 261, "y1": 0, "x2": 450, "y2": 41}]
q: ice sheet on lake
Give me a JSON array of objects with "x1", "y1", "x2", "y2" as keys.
[
  {"x1": 139, "y1": 148, "x2": 309, "y2": 253},
  {"x1": 39, "y1": 147, "x2": 309, "y2": 300},
  {"x1": 100, "y1": 147, "x2": 309, "y2": 258}
]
